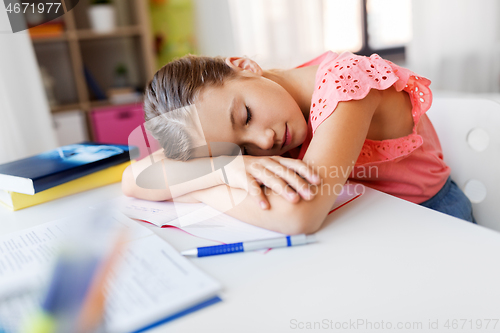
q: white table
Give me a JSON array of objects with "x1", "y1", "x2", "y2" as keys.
[{"x1": 1, "y1": 184, "x2": 500, "y2": 333}]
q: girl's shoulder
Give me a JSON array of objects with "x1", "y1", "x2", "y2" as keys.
[
  {"x1": 309, "y1": 51, "x2": 429, "y2": 135},
  {"x1": 297, "y1": 51, "x2": 434, "y2": 161}
]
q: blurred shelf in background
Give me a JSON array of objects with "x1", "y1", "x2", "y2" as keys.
[
  {"x1": 76, "y1": 25, "x2": 142, "y2": 40},
  {"x1": 28, "y1": 0, "x2": 155, "y2": 146},
  {"x1": 31, "y1": 33, "x2": 69, "y2": 43}
]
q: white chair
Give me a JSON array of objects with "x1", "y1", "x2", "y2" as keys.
[{"x1": 426, "y1": 96, "x2": 500, "y2": 231}]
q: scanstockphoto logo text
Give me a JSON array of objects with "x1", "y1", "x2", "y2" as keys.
[
  {"x1": 290, "y1": 318, "x2": 424, "y2": 330},
  {"x1": 290, "y1": 318, "x2": 500, "y2": 331}
]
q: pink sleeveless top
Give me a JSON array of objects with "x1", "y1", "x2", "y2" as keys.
[{"x1": 295, "y1": 51, "x2": 450, "y2": 204}]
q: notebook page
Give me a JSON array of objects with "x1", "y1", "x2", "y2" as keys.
[
  {"x1": 116, "y1": 196, "x2": 284, "y2": 243},
  {"x1": 115, "y1": 197, "x2": 208, "y2": 227},
  {"x1": 104, "y1": 235, "x2": 220, "y2": 333},
  {"x1": 330, "y1": 183, "x2": 363, "y2": 212},
  {"x1": 0, "y1": 209, "x2": 151, "y2": 297},
  {"x1": 180, "y1": 213, "x2": 284, "y2": 243},
  {"x1": 115, "y1": 184, "x2": 362, "y2": 244}
]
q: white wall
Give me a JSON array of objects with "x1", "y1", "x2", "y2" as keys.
[
  {"x1": 193, "y1": 0, "x2": 236, "y2": 57},
  {"x1": 0, "y1": 5, "x2": 57, "y2": 164},
  {"x1": 407, "y1": 0, "x2": 500, "y2": 93}
]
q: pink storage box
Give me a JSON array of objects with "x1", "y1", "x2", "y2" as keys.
[{"x1": 91, "y1": 103, "x2": 161, "y2": 160}]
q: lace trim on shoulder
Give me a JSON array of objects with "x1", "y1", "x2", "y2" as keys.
[
  {"x1": 310, "y1": 53, "x2": 400, "y2": 134},
  {"x1": 306, "y1": 51, "x2": 433, "y2": 166},
  {"x1": 356, "y1": 134, "x2": 424, "y2": 165},
  {"x1": 356, "y1": 74, "x2": 432, "y2": 166}
]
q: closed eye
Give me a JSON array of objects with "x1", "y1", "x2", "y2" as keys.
[{"x1": 245, "y1": 105, "x2": 252, "y2": 125}]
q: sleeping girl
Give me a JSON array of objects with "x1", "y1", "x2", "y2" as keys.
[{"x1": 122, "y1": 51, "x2": 476, "y2": 234}]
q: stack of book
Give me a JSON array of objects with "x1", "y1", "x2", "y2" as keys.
[{"x1": 0, "y1": 142, "x2": 139, "y2": 211}]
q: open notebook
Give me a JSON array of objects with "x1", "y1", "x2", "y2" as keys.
[
  {"x1": 115, "y1": 183, "x2": 363, "y2": 244},
  {"x1": 0, "y1": 210, "x2": 221, "y2": 333}
]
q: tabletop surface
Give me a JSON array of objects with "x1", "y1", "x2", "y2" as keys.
[{"x1": 1, "y1": 183, "x2": 500, "y2": 333}]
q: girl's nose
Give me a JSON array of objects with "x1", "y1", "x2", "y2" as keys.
[{"x1": 257, "y1": 128, "x2": 276, "y2": 150}]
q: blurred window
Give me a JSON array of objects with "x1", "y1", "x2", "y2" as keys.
[
  {"x1": 323, "y1": 0, "x2": 412, "y2": 56},
  {"x1": 228, "y1": 0, "x2": 412, "y2": 67},
  {"x1": 364, "y1": 0, "x2": 412, "y2": 55},
  {"x1": 323, "y1": 0, "x2": 364, "y2": 53}
]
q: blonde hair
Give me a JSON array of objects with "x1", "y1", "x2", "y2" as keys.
[{"x1": 144, "y1": 55, "x2": 236, "y2": 161}]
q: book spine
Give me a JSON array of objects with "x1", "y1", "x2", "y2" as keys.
[{"x1": 6, "y1": 162, "x2": 131, "y2": 211}]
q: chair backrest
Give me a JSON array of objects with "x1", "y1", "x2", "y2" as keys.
[{"x1": 426, "y1": 97, "x2": 500, "y2": 231}]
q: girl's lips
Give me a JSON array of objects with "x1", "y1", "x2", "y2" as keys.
[{"x1": 282, "y1": 124, "x2": 292, "y2": 149}]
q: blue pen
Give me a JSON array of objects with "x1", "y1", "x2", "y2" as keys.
[{"x1": 181, "y1": 234, "x2": 316, "y2": 257}]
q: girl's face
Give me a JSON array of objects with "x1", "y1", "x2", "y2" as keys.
[{"x1": 195, "y1": 71, "x2": 308, "y2": 157}]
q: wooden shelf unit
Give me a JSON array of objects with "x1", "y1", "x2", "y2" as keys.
[{"x1": 30, "y1": 0, "x2": 155, "y2": 141}]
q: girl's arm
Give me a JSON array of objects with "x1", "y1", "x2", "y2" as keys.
[
  {"x1": 121, "y1": 149, "x2": 222, "y2": 201},
  {"x1": 183, "y1": 89, "x2": 382, "y2": 234},
  {"x1": 122, "y1": 147, "x2": 320, "y2": 206}
]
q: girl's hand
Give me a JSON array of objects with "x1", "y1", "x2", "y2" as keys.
[{"x1": 216, "y1": 155, "x2": 321, "y2": 210}]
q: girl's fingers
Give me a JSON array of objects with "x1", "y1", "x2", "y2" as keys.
[
  {"x1": 248, "y1": 164, "x2": 300, "y2": 203},
  {"x1": 247, "y1": 175, "x2": 270, "y2": 209},
  {"x1": 255, "y1": 159, "x2": 315, "y2": 200},
  {"x1": 271, "y1": 156, "x2": 321, "y2": 185}
]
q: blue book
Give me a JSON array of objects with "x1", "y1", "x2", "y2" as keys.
[
  {"x1": 131, "y1": 296, "x2": 222, "y2": 333},
  {"x1": 0, "y1": 142, "x2": 139, "y2": 195}
]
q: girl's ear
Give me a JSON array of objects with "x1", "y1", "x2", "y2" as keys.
[{"x1": 225, "y1": 56, "x2": 263, "y2": 76}]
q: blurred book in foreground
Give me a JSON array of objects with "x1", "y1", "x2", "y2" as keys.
[{"x1": 0, "y1": 210, "x2": 221, "y2": 333}]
